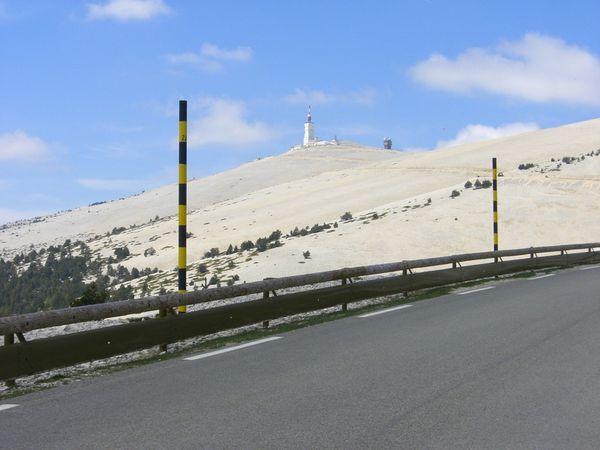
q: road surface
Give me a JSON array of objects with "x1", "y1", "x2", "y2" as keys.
[{"x1": 1, "y1": 266, "x2": 600, "y2": 449}]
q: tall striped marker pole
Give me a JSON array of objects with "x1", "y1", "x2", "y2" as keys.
[
  {"x1": 492, "y1": 157, "x2": 499, "y2": 262},
  {"x1": 178, "y1": 100, "x2": 187, "y2": 313}
]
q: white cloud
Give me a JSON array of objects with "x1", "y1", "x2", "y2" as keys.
[
  {"x1": 284, "y1": 89, "x2": 335, "y2": 105},
  {"x1": 163, "y1": 52, "x2": 200, "y2": 65},
  {"x1": 0, "y1": 130, "x2": 50, "y2": 162},
  {"x1": 76, "y1": 178, "x2": 142, "y2": 190},
  {"x1": 87, "y1": 0, "x2": 169, "y2": 21},
  {"x1": 187, "y1": 98, "x2": 276, "y2": 149},
  {"x1": 284, "y1": 88, "x2": 377, "y2": 106},
  {"x1": 200, "y1": 43, "x2": 253, "y2": 62},
  {"x1": 410, "y1": 33, "x2": 600, "y2": 106},
  {"x1": 436, "y1": 122, "x2": 539, "y2": 149},
  {"x1": 164, "y1": 43, "x2": 253, "y2": 73}
]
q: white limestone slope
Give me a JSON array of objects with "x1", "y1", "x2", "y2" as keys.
[{"x1": 1, "y1": 119, "x2": 600, "y2": 289}]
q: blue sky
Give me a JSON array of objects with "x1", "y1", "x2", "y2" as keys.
[{"x1": 1, "y1": 0, "x2": 599, "y2": 224}]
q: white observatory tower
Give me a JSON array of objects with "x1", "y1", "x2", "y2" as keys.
[{"x1": 303, "y1": 106, "x2": 315, "y2": 146}]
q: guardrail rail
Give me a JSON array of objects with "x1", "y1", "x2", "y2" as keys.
[{"x1": 1, "y1": 242, "x2": 598, "y2": 383}]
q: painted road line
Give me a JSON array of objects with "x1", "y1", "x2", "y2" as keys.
[
  {"x1": 184, "y1": 337, "x2": 282, "y2": 361},
  {"x1": 580, "y1": 265, "x2": 600, "y2": 271},
  {"x1": 0, "y1": 404, "x2": 18, "y2": 412},
  {"x1": 528, "y1": 274, "x2": 555, "y2": 281},
  {"x1": 358, "y1": 304, "x2": 413, "y2": 318},
  {"x1": 457, "y1": 286, "x2": 495, "y2": 296}
]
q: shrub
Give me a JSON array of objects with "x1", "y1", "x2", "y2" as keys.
[
  {"x1": 240, "y1": 240, "x2": 254, "y2": 251},
  {"x1": 204, "y1": 247, "x2": 220, "y2": 258},
  {"x1": 144, "y1": 247, "x2": 156, "y2": 257},
  {"x1": 310, "y1": 223, "x2": 325, "y2": 233},
  {"x1": 518, "y1": 163, "x2": 535, "y2": 170},
  {"x1": 464, "y1": 180, "x2": 472, "y2": 188},
  {"x1": 256, "y1": 237, "x2": 269, "y2": 252},
  {"x1": 70, "y1": 282, "x2": 109, "y2": 307},
  {"x1": 481, "y1": 180, "x2": 492, "y2": 189},
  {"x1": 450, "y1": 190, "x2": 460, "y2": 198},
  {"x1": 303, "y1": 250, "x2": 311, "y2": 259},
  {"x1": 111, "y1": 285, "x2": 134, "y2": 301},
  {"x1": 268, "y1": 230, "x2": 282, "y2": 242},
  {"x1": 197, "y1": 263, "x2": 208, "y2": 274},
  {"x1": 114, "y1": 246, "x2": 130, "y2": 260},
  {"x1": 562, "y1": 156, "x2": 575, "y2": 164},
  {"x1": 340, "y1": 212, "x2": 353, "y2": 221},
  {"x1": 209, "y1": 275, "x2": 219, "y2": 286}
]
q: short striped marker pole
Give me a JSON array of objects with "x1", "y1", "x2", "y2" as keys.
[
  {"x1": 178, "y1": 100, "x2": 187, "y2": 313},
  {"x1": 492, "y1": 157, "x2": 499, "y2": 262}
]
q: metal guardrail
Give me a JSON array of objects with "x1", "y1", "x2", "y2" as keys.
[{"x1": 0, "y1": 243, "x2": 598, "y2": 382}]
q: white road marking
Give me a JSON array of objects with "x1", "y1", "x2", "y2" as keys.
[
  {"x1": 184, "y1": 337, "x2": 282, "y2": 361},
  {"x1": 457, "y1": 286, "x2": 495, "y2": 295},
  {"x1": 528, "y1": 274, "x2": 555, "y2": 280},
  {"x1": 358, "y1": 304, "x2": 412, "y2": 318},
  {"x1": 580, "y1": 265, "x2": 600, "y2": 271},
  {"x1": 0, "y1": 404, "x2": 18, "y2": 412}
]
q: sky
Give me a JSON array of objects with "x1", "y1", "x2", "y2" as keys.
[{"x1": 1, "y1": 0, "x2": 599, "y2": 225}]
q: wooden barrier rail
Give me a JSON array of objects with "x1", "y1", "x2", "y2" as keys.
[
  {"x1": 0, "y1": 243, "x2": 597, "y2": 336},
  {"x1": 0, "y1": 244, "x2": 598, "y2": 382}
]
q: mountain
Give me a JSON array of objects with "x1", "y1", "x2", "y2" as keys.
[{"x1": 1, "y1": 119, "x2": 600, "y2": 298}]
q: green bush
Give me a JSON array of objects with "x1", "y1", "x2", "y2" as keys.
[
  {"x1": 240, "y1": 240, "x2": 254, "y2": 251},
  {"x1": 518, "y1": 163, "x2": 535, "y2": 170},
  {"x1": 70, "y1": 282, "x2": 109, "y2": 307},
  {"x1": 114, "y1": 246, "x2": 130, "y2": 260}
]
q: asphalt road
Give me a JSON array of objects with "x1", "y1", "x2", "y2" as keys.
[{"x1": 1, "y1": 266, "x2": 600, "y2": 449}]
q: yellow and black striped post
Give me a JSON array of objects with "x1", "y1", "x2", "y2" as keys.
[
  {"x1": 492, "y1": 157, "x2": 499, "y2": 262},
  {"x1": 178, "y1": 100, "x2": 187, "y2": 313}
]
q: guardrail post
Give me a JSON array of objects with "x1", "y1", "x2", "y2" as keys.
[
  {"x1": 262, "y1": 277, "x2": 272, "y2": 328},
  {"x1": 262, "y1": 289, "x2": 270, "y2": 328},
  {"x1": 3, "y1": 334, "x2": 16, "y2": 388},
  {"x1": 158, "y1": 308, "x2": 168, "y2": 352},
  {"x1": 341, "y1": 278, "x2": 348, "y2": 311}
]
